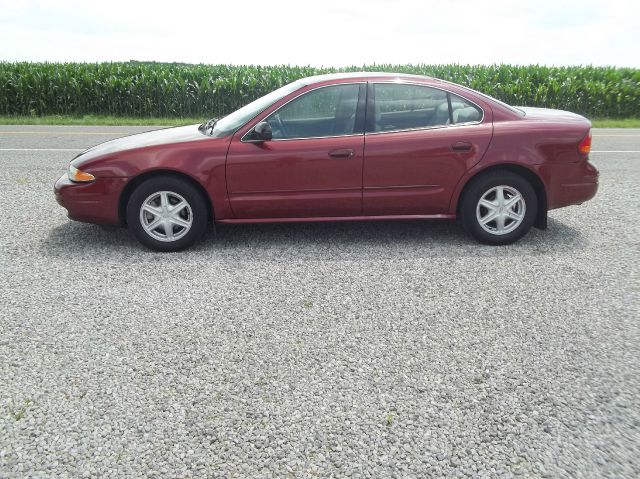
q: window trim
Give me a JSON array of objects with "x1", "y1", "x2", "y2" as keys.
[
  {"x1": 365, "y1": 81, "x2": 485, "y2": 136},
  {"x1": 240, "y1": 82, "x2": 367, "y2": 142}
]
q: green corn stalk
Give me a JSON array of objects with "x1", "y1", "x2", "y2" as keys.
[{"x1": 0, "y1": 62, "x2": 637, "y2": 119}]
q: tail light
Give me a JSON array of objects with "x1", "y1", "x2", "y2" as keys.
[{"x1": 578, "y1": 130, "x2": 592, "y2": 156}]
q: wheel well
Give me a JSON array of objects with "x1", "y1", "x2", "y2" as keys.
[
  {"x1": 456, "y1": 164, "x2": 548, "y2": 229},
  {"x1": 118, "y1": 170, "x2": 213, "y2": 225}
]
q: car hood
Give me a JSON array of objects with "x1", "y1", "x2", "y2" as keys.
[
  {"x1": 518, "y1": 107, "x2": 590, "y2": 123},
  {"x1": 76, "y1": 124, "x2": 209, "y2": 160}
]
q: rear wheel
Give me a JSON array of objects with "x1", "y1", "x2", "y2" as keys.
[
  {"x1": 126, "y1": 176, "x2": 208, "y2": 252},
  {"x1": 461, "y1": 171, "x2": 537, "y2": 245}
]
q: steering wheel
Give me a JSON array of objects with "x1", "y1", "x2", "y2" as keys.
[{"x1": 271, "y1": 113, "x2": 288, "y2": 138}]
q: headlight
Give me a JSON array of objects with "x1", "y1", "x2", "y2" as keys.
[{"x1": 68, "y1": 165, "x2": 95, "y2": 183}]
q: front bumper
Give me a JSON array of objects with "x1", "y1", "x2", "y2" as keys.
[{"x1": 54, "y1": 174, "x2": 127, "y2": 225}]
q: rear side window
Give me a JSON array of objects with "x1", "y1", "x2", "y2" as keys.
[
  {"x1": 266, "y1": 84, "x2": 361, "y2": 139},
  {"x1": 449, "y1": 93, "x2": 483, "y2": 124},
  {"x1": 370, "y1": 84, "x2": 483, "y2": 133}
]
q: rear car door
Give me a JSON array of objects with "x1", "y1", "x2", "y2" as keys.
[
  {"x1": 226, "y1": 83, "x2": 366, "y2": 218},
  {"x1": 363, "y1": 82, "x2": 493, "y2": 215}
]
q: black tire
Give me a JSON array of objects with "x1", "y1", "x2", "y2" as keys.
[
  {"x1": 126, "y1": 176, "x2": 208, "y2": 252},
  {"x1": 461, "y1": 171, "x2": 537, "y2": 245}
]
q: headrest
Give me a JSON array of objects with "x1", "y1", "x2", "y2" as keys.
[{"x1": 454, "y1": 107, "x2": 481, "y2": 123}]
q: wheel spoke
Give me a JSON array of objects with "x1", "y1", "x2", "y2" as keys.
[
  {"x1": 480, "y1": 211, "x2": 499, "y2": 225},
  {"x1": 504, "y1": 194, "x2": 522, "y2": 209},
  {"x1": 505, "y1": 209, "x2": 523, "y2": 221},
  {"x1": 160, "y1": 192, "x2": 170, "y2": 209},
  {"x1": 142, "y1": 204, "x2": 162, "y2": 216},
  {"x1": 495, "y1": 186, "x2": 505, "y2": 206},
  {"x1": 144, "y1": 217, "x2": 162, "y2": 232},
  {"x1": 495, "y1": 213, "x2": 506, "y2": 232},
  {"x1": 170, "y1": 216, "x2": 191, "y2": 229},
  {"x1": 478, "y1": 199, "x2": 497, "y2": 211},
  {"x1": 163, "y1": 219, "x2": 174, "y2": 240},
  {"x1": 169, "y1": 201, "x2": 187, "y2": 214}
]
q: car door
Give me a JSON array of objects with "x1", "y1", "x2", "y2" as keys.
[
  {"x1": 363, "y1": 82, "x2": 493, "y2": 215},
  {"x1": 226, "y1": 83, "x2": 366, "y2": 219}
]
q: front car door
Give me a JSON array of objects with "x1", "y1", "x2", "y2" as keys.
[
  {"x1": 226, "y1": 83, "x2": 366, "y2": 218},
  {"x1": 363, "y1": 82, "x2": 493, "y2": 215}
]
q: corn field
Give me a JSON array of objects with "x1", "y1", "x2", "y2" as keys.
[{"x1": 0, "y1": 62, "x2": 638, "y2": 118}]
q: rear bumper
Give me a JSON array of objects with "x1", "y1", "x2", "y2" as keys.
[
  {"x1": 54, "y1": 174, "x2": 126, "y2": 225},
  {"x1": 547, "y1": 159, "x2": 599, "y2": 210}
]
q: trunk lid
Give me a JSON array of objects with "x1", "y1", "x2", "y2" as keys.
[{"x1": 518, "y1": 107, "x2": 590, "y2": 124}]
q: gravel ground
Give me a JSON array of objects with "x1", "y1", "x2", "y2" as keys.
[{"x1": 1, "y1": 127, "x2": 639, "y2": 478}]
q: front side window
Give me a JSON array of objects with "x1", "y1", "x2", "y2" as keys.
[
  {"x1": 371, "y1": 84, "x2": 482, "y2": 133},
  {"x1": 265, "y1": 84, "x2": 361, "y2": 140}
]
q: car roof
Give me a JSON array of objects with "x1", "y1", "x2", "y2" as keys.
[{"x1": 298, "y1": 71, "x2": 437, "y2": 85}]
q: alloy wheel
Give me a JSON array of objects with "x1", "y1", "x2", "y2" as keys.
[
  {"x1": 139, "y1": 191, "x2": 193, "y2": 242},
  {"x1": 475, "y1": 185, "x2": 526, "y2": 235}
]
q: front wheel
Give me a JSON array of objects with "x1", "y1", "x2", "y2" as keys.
[
  {"x1": 126, "y1": 176, "x2": 208, "y2": 252},
  {"x1": 461, "y1": 171, "x2": 537, "y2": 245}
]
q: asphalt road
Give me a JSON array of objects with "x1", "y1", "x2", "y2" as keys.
[{"x1": 1, "y1": 126, "x2": 638, "y2": 478}]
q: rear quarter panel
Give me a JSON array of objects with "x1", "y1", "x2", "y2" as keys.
[{"x1": 448, "y1": 118, "x2": 592, "y2": 213}]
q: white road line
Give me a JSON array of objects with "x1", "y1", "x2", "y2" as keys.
[
  {"x1": 0, "y1": 148, "x2": 84, "y2": 152},
  {"x1": 0, "y1": 131, "x2": 119, "y2": 135}
]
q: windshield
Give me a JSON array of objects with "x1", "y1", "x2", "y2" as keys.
[{"x1": 205, "y1": 81, "x2": 305, "y2": 137}]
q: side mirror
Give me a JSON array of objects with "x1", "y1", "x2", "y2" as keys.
[{"x1": 247, "y1": 121, "x2": 272, "y2": 142}]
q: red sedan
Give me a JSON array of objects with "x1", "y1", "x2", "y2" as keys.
[{"x1": 55, "y1": 72, "x2": 598, "y2": 251}]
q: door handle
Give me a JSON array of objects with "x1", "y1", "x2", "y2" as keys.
[
  {"x1": 328, "y1": 148, "x2": 354, "y2": 159},
  {"x1": 451, "y1": 141, "x2": 472, "y2": 152}
]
